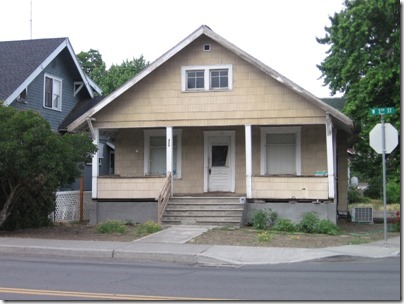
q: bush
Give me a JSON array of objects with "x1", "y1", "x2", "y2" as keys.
[
  {"x1": 96, "y1": 220, "x2": 127, "y2": 234},
  {"x1": 250, "y1": 209, "x2": 278, "y2": 230},
  {"x1": 296, "y1": 212, "x2": 319, "y2": 234},
  {"x1": 387, "y1": 181, "x2": 400, "y2": 204},
  {"x1": 315, "y1": 219, "x2": 340, "y2": 235},
  {"x1": 348, "y1": 186, "x2": 368, "y2": 204},
  {"x1": 272, "y1": 219, "x2": 296, "y2": 232}
]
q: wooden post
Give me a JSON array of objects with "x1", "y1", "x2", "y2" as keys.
[{"x1": 80, "y1": 176, "x2": 84, "y2": 222}]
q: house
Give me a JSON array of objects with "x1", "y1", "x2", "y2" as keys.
[
  {"x1": 0, "y1": 37, "x2": 108, "y2": 191},
  {"x1": 67, "y1": 25, "x2": 354, "y2": 225}
]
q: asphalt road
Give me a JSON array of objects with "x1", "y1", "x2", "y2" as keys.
[{"x1": 0, "y1": 254, "x2": 400, "y2": 301}]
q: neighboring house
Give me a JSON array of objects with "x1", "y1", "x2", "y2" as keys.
[
  {"x1": 0, "y1": 37, "x2": 107, "y2": 191},
  {"x1": 68, "y1": 25, "x2": 354, "y2": 225}
]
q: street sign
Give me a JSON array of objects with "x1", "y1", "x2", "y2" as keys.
[
  {"x1": 369, "y1": 107, "x2": 396, "y2": 115},
  {"x1": 369, "y1": 123, "x2": 398, "y2": 154}
]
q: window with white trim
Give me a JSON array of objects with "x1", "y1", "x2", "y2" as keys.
[
  {"x1": 260, "y1": 127, "x2": 301, "y2": 175},
  {"x1": 144, "y1": 129, "x2": 182, "y2": 177},
  {"x1": 44, "y1": 74, "x2": 62, "y2": 111},
  {"x1": 181, "y1": 65, "x2": 232, "y2": 91}
]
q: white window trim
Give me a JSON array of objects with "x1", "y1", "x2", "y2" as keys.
[
  {"x1": 144, "y1": 129, "x2": 182, "y2": 178},
  {"x1": 43, "y1": 73, "x2": 63, "y2": 111},
  {"x1": 74, "y1": 81, "x2": 84, "y2": 97},
  {"x1": 181, "y1": 64, "x2": 233, "y2": 92},
  {"x1": 260, "y1": 126, "x2": 301, "y2": 175}
]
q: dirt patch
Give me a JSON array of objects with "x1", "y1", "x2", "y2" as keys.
[{"x1": 0, "y1": 219, "x2": 400, "y2": 248}]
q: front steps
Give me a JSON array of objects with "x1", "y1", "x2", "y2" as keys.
[{"x1": 161, "y1": 197, "x2": 244, "y2": 226}]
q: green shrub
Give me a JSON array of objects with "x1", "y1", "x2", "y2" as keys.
[
  {"x1": 272, "y1": 218, "x2": 296, "y2": 232},
  {"x1": 296, "y1": 212, "x2": 319, "y2": 234},
  {"x1": 96, "y1": 220, "x2": 127, "y2": 234},
  {"x1": 315, "y1": 219, "x2": 340, "y2": 235},
  {"x1": 250, "y1": 209, "x2": 278, "y2": 230},
  {"x1": 136, "y1": 220, "x2": 162, "y2": 235},
  {"x1": 348, "y1": 186, "x2": 368, "y2": 204},
  {"x1": 387, "y1": 181, "x2": 400, "y2": 204}
]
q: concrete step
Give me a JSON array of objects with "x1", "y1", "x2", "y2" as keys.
[
  {"x1": 161, "y1": 197, "x2": 244, "y2": 227},
  {"x1": 164, "y1": 210, "x2": 243, "y2": 217}
]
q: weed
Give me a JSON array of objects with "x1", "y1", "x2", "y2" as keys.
[
  {"x1": 257, "y1": 230, "x2": 273, "y2": 242},
  {"x1": 136, "y1": 220, "x2": 162, "y2": 235}
]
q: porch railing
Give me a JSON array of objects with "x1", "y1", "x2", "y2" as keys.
[{"x1": 156, "y1": 172, "x2": 172, "y2": 225}]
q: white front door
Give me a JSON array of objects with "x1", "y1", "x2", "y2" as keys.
[{"x1": 204, "y1": 131, "x2": 235, "y2": 192}]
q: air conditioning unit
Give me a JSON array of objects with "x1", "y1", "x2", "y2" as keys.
[{"x1": 351, "y1": 207, "x2": 373, "y2": 223}]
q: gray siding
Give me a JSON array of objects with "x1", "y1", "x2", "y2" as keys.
[{"x1": 11, "y1": 49, "x2": 86, "y2": 131}]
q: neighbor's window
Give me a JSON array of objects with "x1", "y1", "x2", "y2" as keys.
[
  {"x1": 181, "y1": 65, "x2": 232, "y2": 91},
  {"x1": 260, "y1": 127, "x2": 301, "y2": 175},
  {"x1": 144, "y1": 129, "x2": 182, "y2": 177},
  {"x1": 44, "y1": 74, "x2": 62, "y2": 111}
]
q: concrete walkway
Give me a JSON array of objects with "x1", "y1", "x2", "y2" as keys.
[{"x1": 0, "y1": 225, "x2": 400, "y2": 266}]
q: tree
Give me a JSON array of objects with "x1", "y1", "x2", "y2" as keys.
[
  {"x1": 0, "y1": 105, "x2": 96, "y2": 229},
  {"x1": 316, "y1": 0, "x2": 400, "y2": 191},
  {"x1": 101, "y1": 56, "x2": 149, "y2": 95},
  {"x1": 77, "y1": 50, "x2": 149, "y2": 95}
]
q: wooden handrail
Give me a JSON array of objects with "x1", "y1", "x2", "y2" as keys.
[{"x1": 156, "y1": 172, "x2": 172, "y2": 225}]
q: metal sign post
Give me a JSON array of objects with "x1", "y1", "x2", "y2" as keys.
[
  {"x1": 369, "y1": 108, "x2": 398, "y2": 247},
  {"x1": 381, "y1": 114, "x2": 387, "y2": 247}
]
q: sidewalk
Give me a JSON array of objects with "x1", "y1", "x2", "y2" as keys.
[{"x1": 0, "y1": 225, "x2": 400, "y2": 266}]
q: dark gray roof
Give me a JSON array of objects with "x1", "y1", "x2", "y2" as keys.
[
  {"x1": 0, "y1": 38, "x2": 67, "y2": 101},
  {"x1": 59, "y1": 95, "x2": 105, "y2": 131}
]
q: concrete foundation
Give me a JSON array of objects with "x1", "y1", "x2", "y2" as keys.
[
  {"x1": 92, "y1": 201, "x2": 157, "y2": 224},
  {"x1": 245, "y1": 200, "x2": 337, "y2": 225}
]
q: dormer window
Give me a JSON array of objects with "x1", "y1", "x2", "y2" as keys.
[
  {"x1": 44, "y1": 74, "x2": 62, "y2": 111},
  {"x1": 181, "y1": 64, "x2": 233, "y2": 92}
]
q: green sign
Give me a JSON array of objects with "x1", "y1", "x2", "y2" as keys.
[{"x1": 369, "y1": 107, "x2": 396, "y2": 115}]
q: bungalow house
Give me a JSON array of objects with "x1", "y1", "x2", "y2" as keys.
[
  {"x1": 0, "y1": 37, "x2": 109, "y2": 191},
  {"x1": 67, "y1": 25, "x2": 354, "y2": 226}
]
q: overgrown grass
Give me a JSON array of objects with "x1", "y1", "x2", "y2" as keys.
[
  {"x1": 96, "y1": 220, "x2": 127, "y2": 234},
  {"x1": 96, "y1": 220, "x2": 162, "y2": 236},
  {"x1": 349, "y1": 199, "x2": 400, "y2": 212}
]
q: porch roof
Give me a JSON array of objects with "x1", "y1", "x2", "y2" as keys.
[{"x1": 67, "y1": 25, "x2": 354, "y2": 134}]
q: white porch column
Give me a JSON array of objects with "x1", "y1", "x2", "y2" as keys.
[
  {"x1": 166, "y1": 127, "x2": 173, "y2": 194},
  {"x1": 245, "y1": 125, "x2": 252, "y2": 199},
  {"x1": 91, "y1": 127, "x2": 99, "y2": 199},
  {"x1": 325, "y1": 114, "x2": 335, "y2": 199}
]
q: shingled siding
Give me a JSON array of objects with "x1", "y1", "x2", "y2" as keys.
[
  {"x1": 10, "y1": 49, "x2": 82, "y2": 131},
  {"x1": 93, "y1": 36, "x2": 327, "y2": 129}
]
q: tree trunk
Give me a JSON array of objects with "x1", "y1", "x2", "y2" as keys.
[{"x1": 0, "y1": 185, "x2": 19, "y2": 227}]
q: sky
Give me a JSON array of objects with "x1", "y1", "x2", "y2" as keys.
[{"x1": 0, "y1": 0, "x2": 346, "y2": 97}]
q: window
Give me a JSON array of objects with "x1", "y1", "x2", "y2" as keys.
[
  {"x1": 44, "y1": 74, "x2": 62, "y2": 110},
  {"x1": 181, "y1": 65, "x2": 232, "y2": 91},
  {"x1": 187, "y1": 70, "x2": 204, "y2": 89},
  {"x1": 260, "y1": 127, "x2": 301, "y2": 175},
  {"x1": 144, "y1": 129, "x2": 182, "y2": 177},
  {"x1": 210, "y1": 69, "x2": 228, "y2": 89}
]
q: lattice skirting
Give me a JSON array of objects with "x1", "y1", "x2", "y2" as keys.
[{"x1": 50, "y1": 191, "x2": 94, "y2": 222}]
